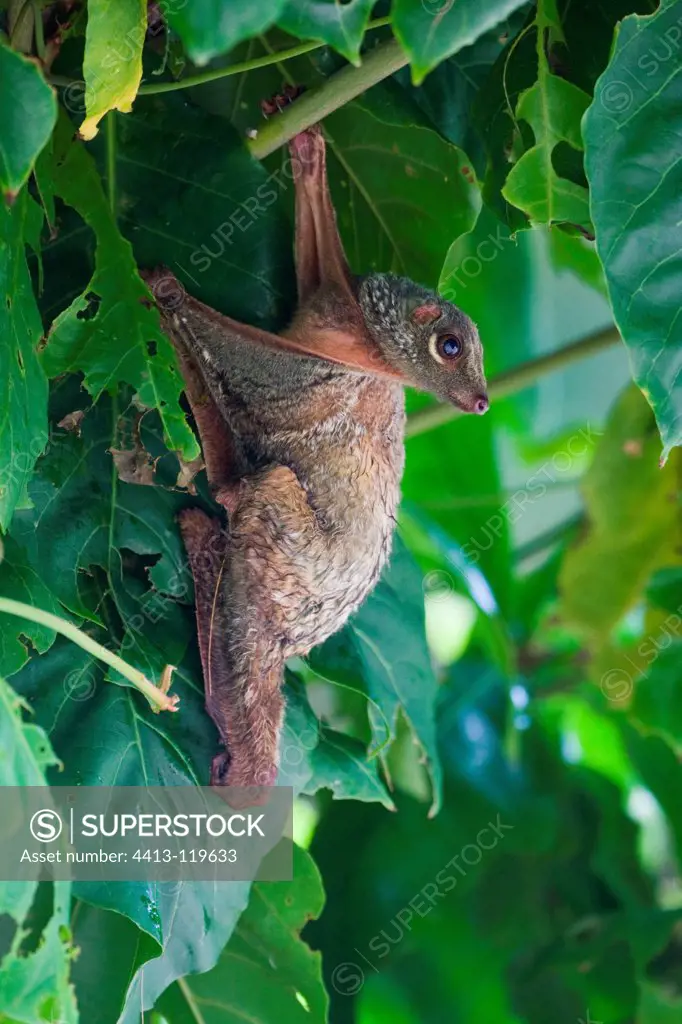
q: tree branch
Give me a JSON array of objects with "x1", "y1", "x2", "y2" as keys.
[
  {"x1": 0, "y1": 597, "x2": 179, "y2": 713},
  {"x1": 406, "y1": 325, "x2": 622, "y2": 438},
  {"x1": 247, "y1": 37, "x2": 408, "y2": 160}
]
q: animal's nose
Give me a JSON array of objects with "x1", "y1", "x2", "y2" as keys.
[{"x1": 474, "y1": 395, "x2": 489, "y2": 415}]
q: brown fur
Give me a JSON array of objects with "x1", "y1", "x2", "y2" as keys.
[{"x1": 143, "y1": 125, "x2": 487, "y2": 794}]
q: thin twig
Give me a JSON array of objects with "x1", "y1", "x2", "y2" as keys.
[
  {"x1": 46, "y1": 16, "x2": 393, "y2": 97},
  {"x1": 247, "y1": 36, "x2": 408, "y2": 159},
  {"x1": 0, "y1": 597, "x2": 179, "y2": 713}
]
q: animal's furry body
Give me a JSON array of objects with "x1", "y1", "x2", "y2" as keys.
[
  {"x1": 174, "y1": 299, "x2": 405, "y2": 653},
  {"x1": 146, "y1": 124, "x2": 488, "y2": 794}
]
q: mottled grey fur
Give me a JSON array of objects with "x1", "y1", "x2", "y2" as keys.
[{"x1": 159, "y1": 269, "x2": 486, "y2": 790}]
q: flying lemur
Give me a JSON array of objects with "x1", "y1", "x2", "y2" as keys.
[{"x1": 144, "y1": 122, "x2": 488, "y2": 796}]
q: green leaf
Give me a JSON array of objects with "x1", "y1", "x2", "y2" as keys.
[
  {"x1": 559, "y1": 385, "x2": 681, "y2": 646},
  {"x1": 166, "y1": 0, "x2": 286, "y2": 66},
  {"x1": 70, "y1": 901, "x2": 159, "y2": 1022},
  {"x1": 583, "y1": 0, "x2": 682, "y2": 459},
  {"x1": 277, "y1": 0, "x2": 375, "y2": 65},
  {"x1": 156, "y1": 845, "x2": 328, "y2": 1023},
  {"x1": 632, "y1": 642, "x2": 682, "y2": 750},
  {"x1": 0, "y1": 676, "x2": 77, "y2": 1024},
  {"x1": 620, "y1": 722, "x2": 682, "y2": 864},
  {"x1": 0, "y1": 40, "x2": 56, "y2": 197},
  {"x1": 42, "y1": 124, "x2": 199, "y2": 461},
  {"x1": 324, "y1": 88, "x2": 481, "y2": 287},
  {"x1": 281, "y1": 677, "x2": 394, "y2": 808},
  {"x1": 502, "y1": 0, "x2": 591, "y2": 228},
  {"x1": 184, "y1": 54, "x2": 480, "y2": 288},
  {"x1": 312, "y1": 535, "x2": 443, "y2": 815},
  {"x1": 12, "y1": 612, "x2": 253, "y2": 1019},
  {"x1": 638, "y1": 980, "x2": 682, "y2": 1023},
  {"x1": 110, "y1": 96, "x2": 295, "y2": 328},
  {"x1": 472, "y1": 12, "x2": 537, "y2": 229},
  {"x1": 7, "y1": 404, "x2": 190, "y2": 622},
  {"x1": 392, "y1": 0, "x2": 530, "y2": 85},
  {"x1": 394, "y1": 8, "x2": 529, "y2": 170},
  {"x1": 0, "y1": 674, "x2": 59, "y2": 785},
  {"x1": 0, "y1": 536, "x2": 60, "y2": 675},
  {"x1": 80, "y1": 0, "x2": 146, "y2": 140},
  {"x1": 3, "y1": 402, "x2": 344, "y2": 1018},
  {"x1": 307, "y1": 728, "x2": 395, "y2": 809},
  {"x1": 0, "y1": 191, "x2": 49, "y2": 531}
]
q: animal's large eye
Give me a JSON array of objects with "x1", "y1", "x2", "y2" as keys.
[
  {"x1": 438, "y1": 335, "x2": 462, "y2": 359},
  {"x1": 429, "y1": 333, "x2": 462, "y2": 365}
]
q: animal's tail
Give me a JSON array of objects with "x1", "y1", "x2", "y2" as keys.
[{"x1": 179, "y1": 508, "x2": 282, "y2": 806}]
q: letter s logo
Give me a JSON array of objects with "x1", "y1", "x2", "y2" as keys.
[{"x1": 30, "y1": 809, "x2": 63, "y2": 842}]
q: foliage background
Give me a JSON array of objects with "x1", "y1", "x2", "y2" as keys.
[{"x1": 0, "y1": 0, "x2": 681, "y2": 1022}]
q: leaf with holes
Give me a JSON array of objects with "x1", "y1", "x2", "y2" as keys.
[
  {"x1": 281, "y1": 678, "x2": 394, "y2": 808},
  {"x1": 0, "y1": 536, "x2": 60, "y2": 676},
  {"x1": 0, "y1": 191, "x2": 49, "y2": 531},
  {"x1": 41, "y1": 123, "x2": 199, "y2": 460},
  {"x1": 502, "y1": 0, "x2": 591, "y2": 229},
  {"x1": 583, "y1": 0, "x2": 682, "y2": 459},
  {"x1": 0, "y1": 675, "x2": 77, "y2": 1024}
]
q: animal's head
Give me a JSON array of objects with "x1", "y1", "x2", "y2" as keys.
[{"x1": 359, "y1": 273, "x2": 488, "y2": 415}]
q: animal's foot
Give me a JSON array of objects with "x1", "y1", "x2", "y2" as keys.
[
  {"x1": 140, "y1": 266, "x2": 186, "y2": 311},
  {"x1": 210, "y1": 750, "x2": 276, "y2": 808},
  {"x1": 260, "y1": 83, "x2": 305, "y2": 118},
  {"x1": 259, "y1": 84, "x2": 324, "y2": 172},
  {"x1": 289, "y1": 123, "x2": 324, "y2": 178}
]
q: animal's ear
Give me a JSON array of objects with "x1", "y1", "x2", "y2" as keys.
[{"x1": 409, "y1": 301, "x2": 441, "y2": 325}]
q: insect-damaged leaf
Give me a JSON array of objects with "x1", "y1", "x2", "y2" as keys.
[
  {"x1": 502, "y1": 0, "x2": 591, "y2": 229},
  {"x1": 3, "y1": 398, "x2": 379, "y2": 1016},
  {"x1": 42, "y1": 124, "x2": 199, "y2": 461},
  {"x1": 80, "y1": 0, "x2": 146, "y2": 140},
  {"x1": 0, "y1": 676, "x2": 77, "y2": 1024},
  {"x1": 583, "y1": 0, "x2": 682, "y2": 459},
  {"x1": 281, "y1": 678, "x2": 395, "y2": 809}
]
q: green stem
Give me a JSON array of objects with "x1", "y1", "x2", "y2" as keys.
[
  {"x1": 248, "y1": 36, "x2": 407, "y2": 159},
  {"x1": 406, "y1": 324, "x2": 622, "y2": 439},
  {"x1": 105, "y1": 112, "x2": 116, "y2": 212},
  {"x1": 32, "y1": 0, "x2": 45, "y2": 60},
  {"x1": 139, "y1": 38, "x2": 323, "y2": 94},
  {"x1": 47, "y1": 16, "x2": 392, "y2": 96},
  {"x1": 0, "y1": 598, "x2": 179, "y2": 713}
]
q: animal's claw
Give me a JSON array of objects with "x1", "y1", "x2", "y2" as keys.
[{"x1": 260, "y1": 83, "x2": 306, "y2": 119}]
